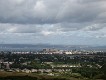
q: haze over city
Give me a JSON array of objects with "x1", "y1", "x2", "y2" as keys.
[{"x1": 0, "y1": 0, "x2": 106, "y2": 45}]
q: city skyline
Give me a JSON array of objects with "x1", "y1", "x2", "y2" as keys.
[{"x1": 0, "y1": 0, "x2": 106, "y2": 45}]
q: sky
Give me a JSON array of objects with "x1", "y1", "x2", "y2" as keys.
[{"x1": 0, "y1": 0, "x2": 106, "y2": 45}]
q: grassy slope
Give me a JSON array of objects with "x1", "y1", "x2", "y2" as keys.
[{"x1": 0, "y1": 71, "x2": 91, "y2": 80}]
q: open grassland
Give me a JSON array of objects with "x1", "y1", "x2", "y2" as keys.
[{"x1": 0, "y1": 71, "x2": 94, "y2": 80}]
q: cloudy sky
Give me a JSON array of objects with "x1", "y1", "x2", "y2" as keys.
[{"x1": 0, "y1": 0, "x2": 106, "y2": 45}]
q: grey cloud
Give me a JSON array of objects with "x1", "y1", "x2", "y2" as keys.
[
  {"x1": 55, "y1": 22, "x2": 106, "y2": 32},
  {"x1": 0, "y1": 23, "x2": 61, "y2": 35},
  {"x1": 0, "y1": 0, "x2": 106, "y2": 45},
  {"x1": 79, "y1": 0, "x2": 106, "y2": 3},
  {"x1": 82, "y1": 23, "x2": 106, "y2": 31},
  {"x1": 0, "y1": 0, "x2": 106, "y2": 34},
  {"x1": 0, "y1": 0, "x2": 106, "y2": 24},
  {"x1": 0, "y1": 23, "x2": 42, "y2": 33},
  {"x1": 0, "y1": 22, "x2": 106, "y2": 35}
]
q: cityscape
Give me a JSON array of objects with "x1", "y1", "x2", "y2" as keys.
[{"x1": 0, "y1": 44, "x2": 106, "y2": 80}]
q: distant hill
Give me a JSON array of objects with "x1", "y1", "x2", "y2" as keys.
[{"x1": 0, "y1": 44, "x2": 106, "y2": 51}]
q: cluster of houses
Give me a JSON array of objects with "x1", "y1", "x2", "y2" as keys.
[
  {"x1": 0, "y1": 67, "x2": 72, "y2": 76},
  {"x1": 0, "y1": 61, "x2": 13, "y2": 69}
]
